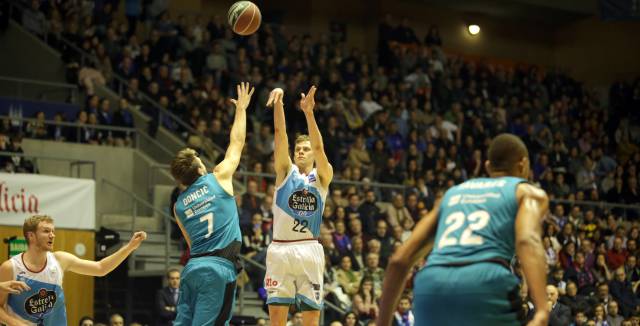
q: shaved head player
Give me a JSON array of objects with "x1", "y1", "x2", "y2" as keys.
[{"x1": 378, "y1": 133, "x2": 550, "y2": 326}]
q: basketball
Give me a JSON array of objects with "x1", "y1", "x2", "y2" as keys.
[{"x1": 228, "y1": 1, "x2": 262, "y2": 36}]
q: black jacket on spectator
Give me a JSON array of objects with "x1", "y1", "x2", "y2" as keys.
[
  {"x1": 549, "y1": 302, "x2": 572, "y2": 326},
  {"x1": 156, "y1": 286, "x2": 178, "y2": 326},
  {"x1": 358, "y1": 201, "x2": 381, "y2": 235},
  {"x1": 609, "y1": 279, "x2": 638, "y2": 317},
  {"x1": 559, "y1": 294, "x2": 592, "y2": 316}
]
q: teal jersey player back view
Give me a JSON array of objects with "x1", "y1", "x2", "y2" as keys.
[
  {"x1": 414, "y1": 176, "x2": 528, "y2": 326},
  {"x1": 173, "y1": 173, "x2": 242, "y2": 326},
  {"x1": 174, "y1": 173, "x2": 241, "y2": 256},
  {"x1": 427, "y1": 176, "x2": 526, "y2": 267}
]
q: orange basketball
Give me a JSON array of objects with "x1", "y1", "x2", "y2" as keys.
[{"x1": 228, "y1": 1, "x2": 262, "y2": 36}]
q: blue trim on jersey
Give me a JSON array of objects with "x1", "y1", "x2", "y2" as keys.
[
  {"x1": 267, "y1": 297, "x2": 295, "y2": 305},
  {"x1": 8, "y1": 275, "x2": 67, "y2": 325},
  {"x1": 296, "y1": 294, "x2": 323, "y2": 310}
]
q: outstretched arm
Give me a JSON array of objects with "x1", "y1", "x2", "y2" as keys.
[
  {"x1": 214, "y1": 82, "x2": 254, "y2": 194},
  {"x1": 55, "y1": 231, "x2": 147, "y2": 277},
  {"x1": 377, "y1": 201, "x2": 440, "y2": 326},
  {"x1": 515, "y1": 183, "x2": 550, "y2": 326},
  {"x1": 300, "y1": 86, "x2": 333, "y2": 188},
  {"x1": 0, "y1": 261, "x2": 30, "y2": 326},
  {"x1": 267, "y1": 88, "x2": 292, "y2": 186}
]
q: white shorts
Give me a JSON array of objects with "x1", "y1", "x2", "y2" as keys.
[{"x1": 265, "y1": 240, "x2": 325, "y2": 310}]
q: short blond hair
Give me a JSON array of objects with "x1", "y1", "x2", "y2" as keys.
[
  {"x1": 295, "y1": 134, "x2": 310, "y2": 144},
  {"x1": 23, "y1": 215, "x2": 54, "y2": 245},
  {"x1": 170, "y1": 148, "x2": 202, "y2": 186}
]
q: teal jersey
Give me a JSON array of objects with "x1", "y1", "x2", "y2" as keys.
[
  {"x1": 175, "y1": 173, "x2": 241, "y2": 256},
  {"x1": 427, "y1": 177, "x2": 526, "y2": 267}
]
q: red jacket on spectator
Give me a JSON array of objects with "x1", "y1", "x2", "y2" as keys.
[{"x1": 607, "y1": 249, "x2": 628, "y2": 270}]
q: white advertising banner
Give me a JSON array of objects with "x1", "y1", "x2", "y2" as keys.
[{"x1": 0, "y1": 173, "x2": 95, "y2": 229}]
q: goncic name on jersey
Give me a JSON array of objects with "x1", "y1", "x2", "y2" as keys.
[{"x1": 182, "y1": 186, "x2": 209, "y2": 206}]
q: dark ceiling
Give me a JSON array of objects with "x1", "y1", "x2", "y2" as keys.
[{"x1": 414, "y1": 0, "x2": 598, "y2": 27}]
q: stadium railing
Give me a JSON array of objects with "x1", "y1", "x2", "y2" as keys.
[
  {"x1": 0, "y1": 151, "x2": 96, "y2": 178},
  {"x1": 0, "y1": 75, "x2": 80, "y2": 104},
  {"x1": 0, "y1": 115, "x2": 175, "y2": 158}
]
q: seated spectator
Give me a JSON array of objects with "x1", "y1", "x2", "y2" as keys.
[
  {"x1": 335, "y1": 255, "x2": 362, "y2": 296},
  {"x1": 392, "y1": 295, "x2": 414, "y2": 326},
  {"x1": 547, "y1": 285, "x2": 572, "y2": 326},
  {"x1": 606, "y1": 300, "x2": 624, "y2": 326},
  {"x1": 593, "y1": 253, "x2": 613, "y2": 284},
  {"x1": 362, "y1": 252, "x2": 385, "y2": 297},
  {"x1": 352, "y1": 277, "x2": 379, "y2": 322},
  {"x1": 386, "y1": 194, "x2": 414, "y2": 230},
  {"x1": 342, "y1": 312, "x2": 360, "y2": 326},
  {"x1": 565, "y1": 252, "x2": 596, "y2": 295},
  {"x1": 329, "y1": 217, "x2": 350, "y2": 250},
  {"x1": 607, "y1": 237, "x2": 629, "y2": 271},
  {"x1": 609, "y1": 268, "x2": 638, "y2": 318},
  {"x1": 26, "y1": 111, "x2": 48, "y2": 139},
  {"x1": 560, "y1": 281, "x2": 591, "y2": 316}
]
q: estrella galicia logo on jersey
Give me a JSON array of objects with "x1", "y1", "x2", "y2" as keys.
[
  {"x1": 288, "y1": 189, "x2": 317, "y2": 217},
  {"x1": 24, "y1": 289, "x2": 56, "y2": 315}
]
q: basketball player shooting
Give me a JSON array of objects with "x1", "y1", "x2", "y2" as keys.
[
  {"x1": 0, "y1": 215, "x2": 146, "y2": 326},
  {"x1": 377, "y1": 134, "x2": 550, "y2": 326},
  {"x1": 265, "y1": 86, "x2": 333, "y2": 326}
]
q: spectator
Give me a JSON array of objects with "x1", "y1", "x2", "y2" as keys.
[
  {"x1": 607, "y1": 237, "x2": 629, "y2": 270},
  {"x1": 373, "y1": 220, "x2": 394, "y2": 266},
  {"x1": 386, "y1": 194, "x2": 414, "y2": 230},
  {"x1": 335, "y1": 255, "x2": 362, "y2": 296},
  {"x1": 342, "y1": 311, "x2": 360, "y2": 326},
  {"x1": 565, "y1": 252, "x2": 595, "y2": 295},
  {"x1": 609, "y1": 268, "x2": 638, "y2": 318},
  {"x1": 109, "y1": 314, "x2": 124, "y2": 326},
  {"x1": 349, "y1": 235, "x2": 366, "y2": 272},
  {"x1": 333, "y1": 220, "x2": 353, "y2": 255},
  {"x1": 156, "y1": 268, "x2": 180, "y2": 325},
  {"x1": 362, "y1": 252, "x2": 384, "y2": 297},
  {"x1": 22, "y1": 0, "x2": 46, "y2": 36},
  {"x1": 79, "y1": 316, "x2": 94, "y2": 326},
  {"x1": 607, "y1": 300, "x2": 624, "y2": 326},
  {"x1": 352, "y1": 277, "x2": 379, "y2": 321},
  {"x1": 559, "y1": 281, "x2": 591, "y2": 316},
  {"x1": 547, "y1": 284, "x2": 572, "y2": 326},
  {"x1": 392, "y1": 295, "x2": 414, "y2": 326}
]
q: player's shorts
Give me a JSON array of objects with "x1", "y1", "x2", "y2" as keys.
[
  {"x1": 265, "y1": 240, "x2": 325, "y2": 310},
  {"x1": 174, "y1": 256, "x2": 237, "y2": 326},
  {"x1": 413, "y1": 261, "x2": 523, "y2": 326}
]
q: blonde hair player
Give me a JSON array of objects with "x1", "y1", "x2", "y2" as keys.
[
  {"x1": 265, "y1": 85, "x2": 333, "y2": 326},
  {"x1": 0, "y1": 215, "x2": 146, "y2": 326}
]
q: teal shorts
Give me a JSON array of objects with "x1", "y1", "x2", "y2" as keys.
[
  {"x1": 174, "y1": 256, "x2": 237, "y2": 326},
  {"x1": 413, "y1": 261, "x2": 523, "y2": 326}
]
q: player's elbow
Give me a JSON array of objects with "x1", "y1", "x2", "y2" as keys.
[
  {"x1": 388, "y1": 251, "x2": 410, "y2": 269},
  {"x1": 516, "y1": 233, "x2": 543, "y2": 251}
]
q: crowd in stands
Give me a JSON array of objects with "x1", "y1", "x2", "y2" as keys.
[{"x1": 10, "y1": 0, "x2": 640, "y2": 325}]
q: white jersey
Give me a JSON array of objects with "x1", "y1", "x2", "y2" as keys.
[
  {"x1": 272, "y1": 165, "x2": 328, "y2": 240},
  {"x1": 8, "y1": 252, "x2": 67, "y2": 325}
]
